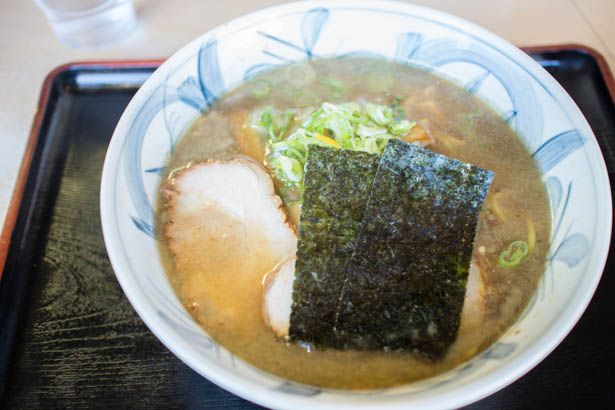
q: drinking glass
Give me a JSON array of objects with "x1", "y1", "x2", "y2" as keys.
[{"x1": 34, "y1": 0, "x2": 137, "y2": 48}]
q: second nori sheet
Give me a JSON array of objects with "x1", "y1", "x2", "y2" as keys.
[
  {"x1": 289, "y1": 146, "x2": 379, "y2": 346},
  {"x1": 334, "y1": 139, "x2": 494, "y2": 360}
]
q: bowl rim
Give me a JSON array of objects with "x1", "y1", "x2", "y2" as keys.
[{"x1": 100, "y1": 1, "x2": 613, "y2": 409}]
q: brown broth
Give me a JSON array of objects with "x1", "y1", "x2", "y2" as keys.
[{"x1": 158, "y1": 58, "x2": 551, "y2": 389}]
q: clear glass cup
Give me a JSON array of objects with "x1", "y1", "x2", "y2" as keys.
[{"x1": 34, "y1": 0, "x2": 137, "y2": 48}]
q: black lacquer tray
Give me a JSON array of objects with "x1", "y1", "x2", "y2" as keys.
[{"x1": 1, "y1": 46, "x2": 614, "y2": 409}]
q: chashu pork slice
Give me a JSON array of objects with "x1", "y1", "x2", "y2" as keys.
[
  {"x1": 164, "y1": 159, "x2": 297, "y2": 315},
  {"x1": 262, "y1": 257, "x2": 296, "y2": 338},
  {"x1": 459, "y1": 261, "x2": 487, "y2": 331}
]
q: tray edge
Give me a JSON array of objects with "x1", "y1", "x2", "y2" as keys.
[
  {"x1": 521, "y1": 43, "x2": 615, "y2": 103},
  {"x1": 0, "y1": 60, "x2": 164, "y2": 278}
]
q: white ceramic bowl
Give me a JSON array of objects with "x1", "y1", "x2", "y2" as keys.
[{"x1": 100, "y1": 1, "x2": 612, "y2": 408}]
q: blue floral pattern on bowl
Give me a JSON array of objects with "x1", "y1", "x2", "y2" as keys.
[{"x1": 100, "y1": 1, "x2": 612, "y2": 409}]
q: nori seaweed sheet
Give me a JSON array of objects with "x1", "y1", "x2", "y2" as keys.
[
  {"x1": 334, "y1": 139, "x2": 494, "y2": 360},
  {"x1": 289, "y1": 145, "x2": 379, "y2": 346}
]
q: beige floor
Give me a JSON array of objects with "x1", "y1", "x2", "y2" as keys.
[{"x1": 0, "y1": 0, "x2": 613, "y2": 233}]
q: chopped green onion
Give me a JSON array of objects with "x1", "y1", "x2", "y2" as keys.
[
  {"x1": 389, "y1": 119, "x2": 415, "y2": 136},
  {"x1": 365, "y1": 103, "x2": 393, "y2": 126},
  {"x1": 390, "y1": 96, "x2": 405, "y2": 121},
  {"x1": 498, "y1": 240, "x2": 529, "y2": 268},
  {"x1": 249, "y1": 80, "x2": 271, "y2": 98},
  {"x1": 275, "y1": 156, "x2": 304, "y2": 183},
  {"x1": 251, "y1": 101, "x2": 419, "y2": 205},
  {"x1": 285, "y1": 63, "x2": 316, "y2": 88},
  {"x1": 320, "y1": 77, "x2": 347, "y2": 99},
  {"x1": 356, "y1": 124, "x2": 388, "y2": 138},
  {"x1": 256, "y1": 107, "x2": 295, "y2": 141}
]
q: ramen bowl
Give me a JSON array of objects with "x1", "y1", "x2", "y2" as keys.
[{"x1": 100, "y1": 1, "x2": 611, "y2": 408}]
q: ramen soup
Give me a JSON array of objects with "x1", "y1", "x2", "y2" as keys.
[{"x1": 157, "y1": 58, "x2": 550, "y2": 389}]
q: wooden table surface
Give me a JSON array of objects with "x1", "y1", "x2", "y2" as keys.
[{"x1": 0, "y1": 0, "x2": 614, "y2": 232}]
